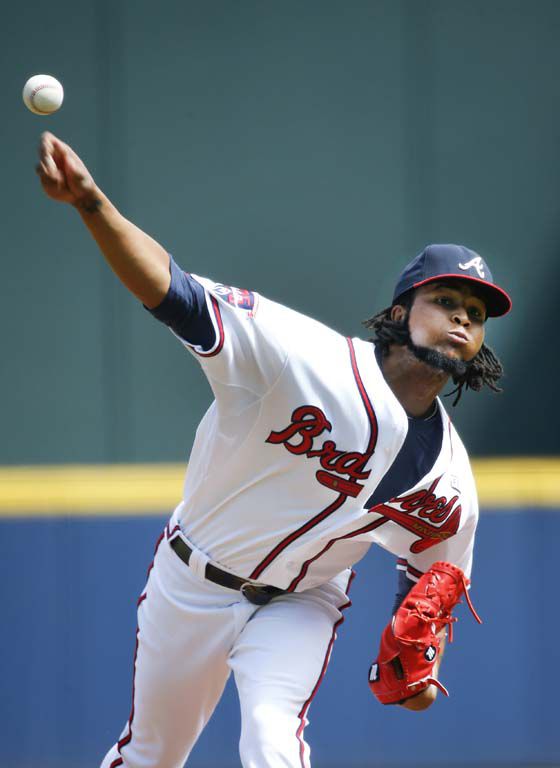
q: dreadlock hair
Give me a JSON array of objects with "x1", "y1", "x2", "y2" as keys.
[{"x1": 362, "y1": 289, "x2": 504, "y2": 406}]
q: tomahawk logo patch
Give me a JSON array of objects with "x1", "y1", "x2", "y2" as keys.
[
  {"x1": 369, "y1": 663, "x2": 380, "y2": 683},
  {"x1": 214, "y1": 284, "x2": 256, "y2": 312}
]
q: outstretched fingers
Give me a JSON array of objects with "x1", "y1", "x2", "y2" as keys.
[
  {"x1": 36, "y1": 132, "x2": 100, "y2": 211},
  {"x1": 36, "y1": 132, "x2": 66, "y2": 189}
]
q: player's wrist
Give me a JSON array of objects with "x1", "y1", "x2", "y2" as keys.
[
  {"x1": 398, "y1": 685, "x2": 438, "y2": 711},
  {"x1": 73, "y1": 185, "x2": 104, "y2": 215}
]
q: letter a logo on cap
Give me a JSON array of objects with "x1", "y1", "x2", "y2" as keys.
[{"x1": 458, "y1": 256, "x2": 485, "y2": 278}]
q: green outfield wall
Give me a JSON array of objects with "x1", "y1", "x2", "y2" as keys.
[{"x1": 3, "y1": 0, "x2": 559, "y2": 464}]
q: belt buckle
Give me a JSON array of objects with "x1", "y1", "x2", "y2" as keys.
[{"x1": 241, "y1": 582, "x2": 275, "y2": 606}]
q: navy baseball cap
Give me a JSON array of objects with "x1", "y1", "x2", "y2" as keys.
[{"x1": 393, "y1": 244, "x2": 512, "y2": 317}]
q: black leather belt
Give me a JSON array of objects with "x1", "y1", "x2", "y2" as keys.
[{"x1": 169, "y1": 535, "x2": 286, "y2": 606}]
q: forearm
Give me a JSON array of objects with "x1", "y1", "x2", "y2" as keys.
[
  {"x1": 76, "y1": 190, "x2": 171, "y2": 309},
  {"x1": 36, "y1": 132, "x2": 171, "y2": 309}
]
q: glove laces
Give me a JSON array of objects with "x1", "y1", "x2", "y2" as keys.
[
  {"x1": 461, "y1": 574, "x2": 482, "y2": 625},
  {"x1": 408, "y1": 675, "x2": 449, "y2": 697}
]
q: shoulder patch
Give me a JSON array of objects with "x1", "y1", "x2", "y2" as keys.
[{"x1": 213, "y1": 284, "x2": 256, "y2": 312}]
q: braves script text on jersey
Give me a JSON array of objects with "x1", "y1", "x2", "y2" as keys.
[{"x1": 166, "y1": 267, "x2": 477, "y2": 584}]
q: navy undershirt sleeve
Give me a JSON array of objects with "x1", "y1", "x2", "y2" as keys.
[
  {"x1": 147, "y1": 256, "x2": 216, "y2": 350},
  {"x1": 391, "y1": 568, "x2": 415, "y2": 614}
]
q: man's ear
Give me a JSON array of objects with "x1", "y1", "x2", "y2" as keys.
[{"x1": 390, "y1": 304, "x2": 407, "y2": 323}]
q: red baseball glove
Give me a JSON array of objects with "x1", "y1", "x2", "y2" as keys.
[{"x1": 368, "y1": 561, "x2": 481, "y2": 705}]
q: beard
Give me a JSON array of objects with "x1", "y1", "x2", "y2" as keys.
[{"x1": 406, "y1": 337, "x2": 472, "y2": 380}]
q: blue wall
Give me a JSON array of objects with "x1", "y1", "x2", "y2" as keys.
[{"x1": 2, "y1": 509, "x2": 558, "y2": 768}]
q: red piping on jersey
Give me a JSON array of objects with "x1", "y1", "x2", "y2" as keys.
[
  {"x1": 295, "y1": 570, "x2": 355, "y2": 767},
  {"x1": 249, "y1": 339, "x2": 378, "y2": 582},
  {"x1": 287, "y1": 516, "x2": 388, "y2": 591},
  {"x1": 194, "y1": 295, "x2": 225, "y2": 357},
  {"x1": 109, "y1": 628, "x2": 140, "y2": 768},
  {"x1": 408, "y1": 564, "x2": 423, "y2": 579},
  {"x1": 109, "y1": 531, "x2": 165, "y2": 768},
  {"x1": 166, "y1": 522, "x2": 181, "y2": 540},
  {"x1": 250, "y1": 495, "x2": 348, "y2": 580},
  {"x1": 397, "y1": 557, "x2": 424, "y2": 580},
  {"x1": 146, "y1": 529, "x2": 165, "y2": 578},
  {"x1": 347, "y1": 338, "x2": 379, "y2": 456}
]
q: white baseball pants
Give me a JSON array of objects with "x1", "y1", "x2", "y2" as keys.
[{"x1": 100, "y1": 528, "x2": 353, "y2": 768}]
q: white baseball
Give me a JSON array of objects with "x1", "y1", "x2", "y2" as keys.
[{"x1": 22, "y1": 74, "x2": 64, "y2": 115}]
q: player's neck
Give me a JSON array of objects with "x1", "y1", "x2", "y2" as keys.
[{"x1": 379, "y1": 346, "x2": 449, "y2": 418}]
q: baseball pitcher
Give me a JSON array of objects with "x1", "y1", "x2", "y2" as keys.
[{"x1": 36, "y1": 132, "x2": 511, "y2": 768}]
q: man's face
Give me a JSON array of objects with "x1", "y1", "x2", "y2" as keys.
[{"x1": 399, "y1": 281, "x2": 487, "y2": 363}]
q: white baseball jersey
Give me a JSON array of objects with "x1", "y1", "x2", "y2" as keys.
[
  {"x1": 101, "y1": 265, "x2": 481, "y2": 768},
  {"x1": 165, "y1": 274, "x2": 479, "y2": 592}
]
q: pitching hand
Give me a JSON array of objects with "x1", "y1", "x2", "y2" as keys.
[{"x1": 36, "y1": 132, "x2": 100, "y2": 210}]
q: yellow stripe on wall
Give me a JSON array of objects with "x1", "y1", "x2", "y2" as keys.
[
  {"x1": 471, "y1": 457, "x2": 560, "y2": 508},
  {"x1": 0, "y1": 463, "x2": 185, "y2": 517},
  {"x1": 0, "y1": 459, "x2": 558, "y2": 518}
]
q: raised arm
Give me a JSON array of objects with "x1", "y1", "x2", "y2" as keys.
[{"x1": 36, "y1": 132, "x2": 170, "y2": 309}]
